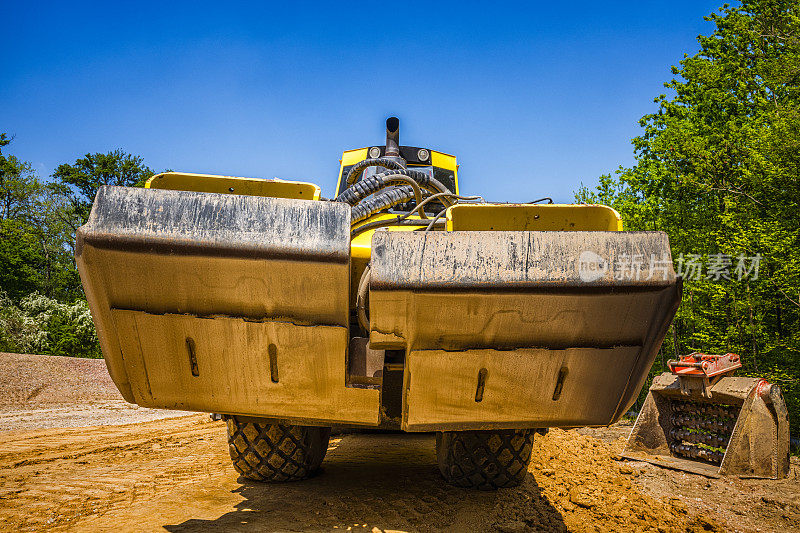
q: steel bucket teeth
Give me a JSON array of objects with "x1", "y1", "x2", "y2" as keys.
[{"x1": 623, "y1": 373, "x2": 790, "y2": 478}]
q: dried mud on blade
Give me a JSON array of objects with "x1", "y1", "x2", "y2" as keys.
[
  {"x1": 369, "y1": 230, "x2": 683, "y2": 431},
  {"x1": 75, "y1": 185, "x2": 380, "y2": 425}
]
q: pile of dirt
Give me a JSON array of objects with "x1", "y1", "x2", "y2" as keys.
[
  {"x1": 492, "y1": 428, "x2": 722, "y2": 532},
  {"x1": 0, "y1": 352, "x2": 121, "y2": 407},
  {"x1": 633, "y1": 442, "x2": 800, "y2": 533},
  {"x1": 0, "y1": 353, "x2": 188, "y2": 431}
]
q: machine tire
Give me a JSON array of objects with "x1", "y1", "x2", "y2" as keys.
[
  {"x1": 225, "y1": 416, "x2": 331, "y2": 482},
  {"x1": 436, "y1": 429, "x2": 534, "y2": 489}
]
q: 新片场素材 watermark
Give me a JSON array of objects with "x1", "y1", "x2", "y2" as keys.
[{"x1": 576, "y1": 252, "x2": 760, "y2": 282}]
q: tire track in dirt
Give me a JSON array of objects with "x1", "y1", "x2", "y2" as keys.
[
  {"x1": 0, "y1": 415, "x2": 223, "y2": 531},
  {"x1": 0, "y1": 414, "x2": 742, "y2": 533}
]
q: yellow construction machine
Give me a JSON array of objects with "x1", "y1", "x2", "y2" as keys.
[{"x1": 75, "y1": 118, "x2": 785, "y2": 488}]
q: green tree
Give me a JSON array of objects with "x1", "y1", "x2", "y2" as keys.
[
  {"x1": 577, "y1": 0, "x2": 800, "y2": 434},
  {"x1": 1, "y1": 134, "x2": 82, "y2": 300},
  {"x1": 0, "y1": 290, "x2": 100, "y2": 358},
  {"x1": 0, "y1": 134, "x2": 40, "y2": 222},
  {"x1": 53, "y1": 150, "x2": 154, "y2": 225},
  {"x1": 1, "y1": 136, "x2": 157, "y2": 358}
]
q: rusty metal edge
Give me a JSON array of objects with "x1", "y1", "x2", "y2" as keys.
[
  {"x1": 77, "y1": 229, "x2": 350, "y2": 264},
  {"x1": 619, "y1": 452, "x2": 722, "y2": 478}
]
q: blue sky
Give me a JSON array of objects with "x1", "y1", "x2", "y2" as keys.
[{"x1": 2, "y1": 1, "x2": 722, "y2": 202}]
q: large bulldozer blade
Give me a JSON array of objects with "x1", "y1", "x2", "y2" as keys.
[
  {"x1": 76, "y1": 186, "x2": 380, "y2": 425},
  {"x1": 623, "y1": 373, "x2": 790, "y2": 478},
  {"x1": 367, "y1": 230, "x2": 682, "y2": 431}
]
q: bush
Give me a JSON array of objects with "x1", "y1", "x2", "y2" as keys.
[{"x1": 0, "y1": 291, "x2": 101, "y2": 358}]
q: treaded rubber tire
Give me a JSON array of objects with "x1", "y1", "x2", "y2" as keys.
[
  {"x1": 226, "y1": 416, "x2": 331, "y2": 482},
  {"x1": 436, "y1": 429, "x2": 534, "y2": 489}
]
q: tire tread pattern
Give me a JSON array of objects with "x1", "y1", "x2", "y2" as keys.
[
  {"x1": 226, "y1": 417, "x2": 330, "y2": 482},
  {"x1": 436, "y1": 429, "x2": 534, "y2": 489}
]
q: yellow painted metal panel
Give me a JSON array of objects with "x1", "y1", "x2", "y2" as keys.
[
  {"x1": 76, "y1": 187, "x2": 353, "y2": 406},
  {"x1": 350, "y1": 213, "x2": 427, "y2": 261},
  {"x1": 146, "y1": 172, "x2": 320, "y2": 200},
  {"x1": 402, "y1": 346, "x2": 640, "y2": 431},
  {"x1": 342, "y1": 148, "x2": 368, "y2": 165},
  {"x1": 113, "y1": 310, "x2": 380, "y2": 425},
  {"x1": 334, "y1": 148, "x2": 368, "y2": 197},
  {"x1": 445, "y1": 203, "x2": 622, "y2": 231},
  {"x1": 348, "y1": 212, "x2": 426, "y2": 307},
  {"x1": 430, "y1": 150, "x2": 456, "y2": 170},
  {"x1": 431, "y1": 150, "x2": 459, "y2": 194},
  {"x1": 370, "y1": 288, "x2": 671, "y2": 351}
]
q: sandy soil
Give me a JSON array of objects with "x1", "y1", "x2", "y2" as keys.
[
  {"x1": 0, "y1": 353, "x2": 798, "y2": 532},
  {"x1": 0, "y1": 353, "x2": 188, "y2": 430}
]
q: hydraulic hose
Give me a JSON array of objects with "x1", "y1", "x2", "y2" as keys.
[
  {"x1": 350, "y1": 185, "x2": 416, "y2": 224},
  {"x1": 344, "y1": 158, "x2": 406, "y2": 187},
  {"x1": 336, "y1": 174, "x2": 425, "y2": 215},
  {"x1": 336, "y1": 168, "x2": 451, "y2": 206},
  {"x1": 356, "y1": 265, "x2": 370, "y2": 333},
  {"x1": 350, "y1": 192, "x2": 485, "y2": 237},
  {"x1": 423, "y1": 207, "x2": 449, "y2": 232},
  {"x1": 351, "y1": 216, "x2": 445, "y2": 238}
]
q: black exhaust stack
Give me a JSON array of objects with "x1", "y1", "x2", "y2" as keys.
[
  {"x1": 384, "y1": 117, "x2": 406, "y2": 168},
  {"x1": 385, "y1": 117, "x2": 400, "y2": 156}
]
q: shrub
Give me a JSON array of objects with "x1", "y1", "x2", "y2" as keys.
[{"x1": 0, "y1": 291, "x2": 101, "y2": 358}]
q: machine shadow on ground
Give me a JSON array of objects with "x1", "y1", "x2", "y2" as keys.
[{"x1": 163, "y1": 433, "x2": 566, "y2": 532}]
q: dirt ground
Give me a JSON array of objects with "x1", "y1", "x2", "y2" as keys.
[
  {"x1": 0, "y1": 353, "x2": 187, "y2": 431},
  {"x1": 0, "y1": 353, "x2": 798, "y2": 532}
]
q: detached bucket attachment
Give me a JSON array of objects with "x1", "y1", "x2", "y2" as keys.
[{"x1": 623, "y1": 353, "x2": 790, "y2": 478}]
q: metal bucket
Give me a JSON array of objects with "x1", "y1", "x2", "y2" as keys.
[
  {"x1": 624, "y1": 372, "x2": 790, "y2": 478},
  {"x1": 76, "y1": 186, "x2": 380, "y2": 425},
  {"x1": 368, "y1": 230, "x2": 682, "y2": 431}
]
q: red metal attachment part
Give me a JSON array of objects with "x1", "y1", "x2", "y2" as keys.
[{"x1": 667, "y1": 352, "x2": 742, "y2": 379}]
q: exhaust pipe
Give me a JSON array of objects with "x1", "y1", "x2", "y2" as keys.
[
  {"x1": 383, "y1": 117, "x2": 406, "y2": 168},
  {"x1": 385, "y1": 117, "x2": 400, "y2": 157}
]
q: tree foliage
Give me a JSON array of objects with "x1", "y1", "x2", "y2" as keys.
[
  {"x1": 1, "y1": 135, "x2": 82, "y2": 300},
  {"x1": 53, "y1": 150, "x2": 154, "y2": 225},
  {"x1": 1, "y1": 135, "x2": 154, "y2": 358},
  {"x1": 0, "y1": 290, "x2": 100, "y2": 358},
  {"x1": 577, "y1": 0, "x2": 800, "y2": 434}
]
